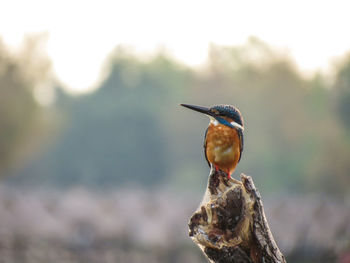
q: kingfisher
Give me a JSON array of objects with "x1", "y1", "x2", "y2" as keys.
[{"x1": 181, "y1": 104, "x2": 244, "y2": 179}]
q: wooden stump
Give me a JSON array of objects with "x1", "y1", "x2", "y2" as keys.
[{"x1": 188, "y1": 167, "x2": 286, "y2": 263}]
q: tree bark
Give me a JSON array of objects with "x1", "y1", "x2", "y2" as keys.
[{"x1": 188, "y1": 167, "x2": 286, "y2": 263}]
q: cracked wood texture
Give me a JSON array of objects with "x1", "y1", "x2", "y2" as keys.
[{"x1": 188, "y1": 168, "x2": 286, "y2": 263}]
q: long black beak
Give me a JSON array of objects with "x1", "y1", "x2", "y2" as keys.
[
  {"x1": 180, "y1": 104, "x2": 214, "y2": 117},
  {"x1": 180, "y1": 103, "x2": 239, "y2": 130}
]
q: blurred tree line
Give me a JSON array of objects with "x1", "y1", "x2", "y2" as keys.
[
  {"x1": 0, "y1": 37, "x2": 52, "y2": 177},
  {"x1": 2, "y1": 38, "x2": 350, "y2": 194}
]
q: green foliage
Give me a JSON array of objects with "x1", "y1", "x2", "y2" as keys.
[
  {"x1": 334, "y1": 54, "x2": 350, "y2": 129},
  {"x1": 6, "y1": 39, "x2": 350, "y2": 194},
  {"x1": 12, "y1": 51, "x2": 193, "y2": 187},
  {"x1": 0, "y1": 38, "x2": 50, "y2": 175}
]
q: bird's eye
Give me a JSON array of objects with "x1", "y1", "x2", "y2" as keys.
[{"x1": 211, "y1": 109, "x2": 219, "y2": 115}]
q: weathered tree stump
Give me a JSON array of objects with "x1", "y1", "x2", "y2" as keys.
[{"x1": 188, "y1": 167, "x2": 286, "y2": 263}]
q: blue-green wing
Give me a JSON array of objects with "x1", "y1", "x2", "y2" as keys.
[
  {"x1": 238, "y1": 129, "x2": 244, "y2": 162},
  {"x1": 204, "y1": 127, "x2": 210, "y2": 167}
]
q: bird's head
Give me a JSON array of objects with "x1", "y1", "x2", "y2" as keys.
[{"x1": 181, "y1": 104, "x2": 244, "y2": 131}]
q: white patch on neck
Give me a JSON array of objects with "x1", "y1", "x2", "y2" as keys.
[
  {"x1": 209, "y1": 116, "x2": 244, "y2": 130},
  {"x1": 231, "y1": 121, "x2": 244, "y2": 131},
  {"x1": 209, "y1": 117, "x2": 219, "y2": 126}
]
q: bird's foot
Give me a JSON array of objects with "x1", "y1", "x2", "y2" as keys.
[
  {"x1": 226, "y1": 169, "x2": 231, "y2": 179},
  {"x1": 214, "y1": 165, "x2": 219, "y2": 172}
]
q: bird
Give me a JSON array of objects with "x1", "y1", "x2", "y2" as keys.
[{"x1": 180, "y1": 103, "x2": 244, "y2": 179}]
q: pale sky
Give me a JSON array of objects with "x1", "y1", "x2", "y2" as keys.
[{"x1": 1, "y1": 0, "x2": 350, "y2": 93}]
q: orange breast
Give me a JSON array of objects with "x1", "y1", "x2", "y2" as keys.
[{"x1": 205, "y1": 123, "x2": 241, "y2": 174}]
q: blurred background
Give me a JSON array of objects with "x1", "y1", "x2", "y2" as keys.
[{"x1": 1, "y1": 1, "x2": 350, "y2": 262}]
